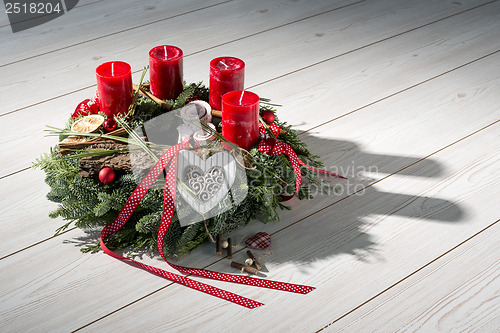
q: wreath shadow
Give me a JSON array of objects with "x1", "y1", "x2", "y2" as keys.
[
  {"x1": 65, "y1": 131, "x2": 465, "y2": 274},
  {"x1": 174, "y1": 131, "x2": 464, "y2": 274}
]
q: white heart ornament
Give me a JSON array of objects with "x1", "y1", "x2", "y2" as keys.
[{"x1": 176, "y1": 150, "x2": 236, "y2": 225}]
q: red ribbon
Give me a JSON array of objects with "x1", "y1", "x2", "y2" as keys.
[
  {"x1": 258, "y1": 123, "x2": 346, "y2": 196},
  {"x1": 100, "y1": 139, "x2": 315, "y2": 309}
]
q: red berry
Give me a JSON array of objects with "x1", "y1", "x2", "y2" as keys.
[
  {"x1": 72, "y1": 99, "x2": 91, "y2": 117},
  {"x1": 103, "y1": 118, "x2": 117, "y2": 132},
  {"x1": 99, "y1": 167, "x2": 115, "y2": 184},
  {"x1": 261, "y1": 110, "x2": 275, "y2": 124}
]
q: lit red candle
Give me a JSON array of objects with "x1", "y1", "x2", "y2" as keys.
[
  {"x1": 149, "y1": 45, "x2": 183, "y2": 100},
  {"x1": 96, "y1": 61, "x2": 133, "y2": 118},
  {"x1": 209, "y1": 57, "x2": 245, "y2": 111},
  {"x1": 222, "y1": 90, "x2": 259, "y2": 150}
]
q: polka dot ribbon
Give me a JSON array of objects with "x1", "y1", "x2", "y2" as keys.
[
  {"x1": 258, "y1": 123, "x2": 346, "y2": 196},
  {"x1": 100, "y1": 139, "x2": 315, "y2": 309}
]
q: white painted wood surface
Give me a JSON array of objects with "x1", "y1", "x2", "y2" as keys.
[
  {"x1": 0, "y1": 0, "x2": 499, "y2": 331},
  {"x1": 330, "y1": 220, "x2": 500, "y2": 332}
]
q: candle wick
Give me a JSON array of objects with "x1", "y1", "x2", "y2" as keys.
[
  {"x1": 220, "y1": 61, "x2": 229, "y2": 69},
  {"x1": 164, "y1": 46, "x2": 168, "y2": 60},
  {"x1": 111, "y1": 63, "x2": 114, "y2": 76},
  {"x1": 239, "y1": 91, "x2": 244, "y2": 105}
]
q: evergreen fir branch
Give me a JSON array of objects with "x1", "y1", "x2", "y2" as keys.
[
  {"x1": 176, "y1": 223, "x2": 204, "y2": 251},
  {"x1": 54, "y1": 221, "x2": 73, "y2": 235},
  {"x1": 177, "y1": 229, "x2": 208, "y2": 258},
  {"x1": 81, "y1": 241, "x2": 101, "y2": 254}
]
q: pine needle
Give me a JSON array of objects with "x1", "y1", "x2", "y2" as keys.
[{"x1": 114, "y1": 117, "x2": 159, "y2": 162}]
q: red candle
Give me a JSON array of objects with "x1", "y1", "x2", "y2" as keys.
[
  {"x1": 96, "y1": 61, "x2": 133, "y2": 118},
  {"x1": 149, "y1": 45, "x2": 183, "y2": 100},
  {"x1": 222, "y1": 90, "x2": 259, "y2": 150},
  {"x1": 209, "y1": 57, "x2": 245, "y2": 111}
]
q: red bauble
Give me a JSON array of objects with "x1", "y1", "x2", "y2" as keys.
[
  {"x1": 91, "y1": 95, "x2": 100, "y2": 107},
  {"x1": 87, "y1": 99, "x2": 99, "y2": 114},
  {"x1": 99, "y1": 167, "x2": 115, "y2": 184},
  {"x1": 261, "y1": 110, "x2": 275, "y2": 124},
  {"x1": 281, "y1": 194, "x2": 294, "y2": 201},
  {"x1": 72, "y1": 98, "x2": 100, "y2": 117},
  {"x1": 103, "y1": 118, "x2": 117, "y2": 132}
]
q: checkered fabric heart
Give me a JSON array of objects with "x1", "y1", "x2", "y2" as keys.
[{"x1": 245, "y1": 232, "x2": 271, "y2": 249}]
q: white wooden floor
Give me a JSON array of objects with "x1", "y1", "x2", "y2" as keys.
[{"x1": 1, "y1": 0, "x2": 499, "y2": 331}]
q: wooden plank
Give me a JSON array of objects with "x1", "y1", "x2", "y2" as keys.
[
  {"x1": 0, "y1": 0, "x2": 103, "y2": 27},
  {"x1": 1, "y1": 0, "x2": 498, "y2": 176},
  {"x1": 1, "y1": 44, "x2": 499, "y2": 332},
  {"x1": 0, "y1": 168, "x2": 68, "y2": 259},
  {"x1": 0, "y1": 0, "x2": 226, "y2": 65},
  {"x1": 0, "y1": 86, "x2": 95, "y2": 177},
  {"x1": 0, "y1": 0, "x2": 358, "y2": 113},
  {"x1": 328, "y1": 221, "x2": 500, "y2": 332},
  {"x1": 0, "y1": 228, "x2": 178, "y2": 332},
  {"x1": 79, "y1": 111, "x2": 500, "y2": 332}
]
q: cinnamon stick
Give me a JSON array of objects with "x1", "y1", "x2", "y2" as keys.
[
  {"x1": 132, "y1": 83, "x2": 172, "y2": 110},
  {"x1": 211, "y1": 109, "x2": 223, "y2": 118},
  {"x1": 58, "y1": 128, "x2": 128, "y2": 156}
]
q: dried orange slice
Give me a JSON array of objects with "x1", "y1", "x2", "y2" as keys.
[
  {"x1": 71, "y1": 115, "x2": 104, "y2": 133},
  {"x1": 59, "y1": 136, "x2": 87, "y2": 145}
]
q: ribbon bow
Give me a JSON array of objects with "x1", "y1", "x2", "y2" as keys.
[
  {"x1": 257, "y1": 123, "x2": 346, "y2": 196},
  {"x1": 101, "y1": 139, "x2": 315, "y2": 309}
]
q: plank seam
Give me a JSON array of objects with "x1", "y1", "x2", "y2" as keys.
[
  {"x1": 315, "y1": 218, "x2": 500, "y2": 332},
  {"x1": 71, "y1": 284, "x2": 173, "y2": 333},
  {"x1": 0, "y1": 226, "x2": 77, "y2": 261},
  {"x1": 0, "y1": 166, "x2": 31, "y2": 180}
]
